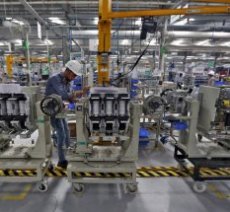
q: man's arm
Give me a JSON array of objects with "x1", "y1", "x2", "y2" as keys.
[
  {"x1": 73, "y1": 86, "x2": 90, "y2": 98},
  {"x1": 50, "y1": 77, "x2": 74, "y2": 102}
]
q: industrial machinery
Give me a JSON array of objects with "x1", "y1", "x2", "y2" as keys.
[
  {"x1": 0, "y1": 84, "x2": 52, "y2": 192},
  {"x1": 41, "y1": 87, "x2": 141, "y2": 193},
  {"x1": 173, "y1": 85, "x2": 230, "y2": 192},
  {"x1": 66, "y1": 87, "x2": 141, "y2": 193},
  {"x1": 142, "y1": 95, "x2": 165, "y2": 147},
  {"x1": 164, "y1": 89, "x2": 190, "y2": 113}
]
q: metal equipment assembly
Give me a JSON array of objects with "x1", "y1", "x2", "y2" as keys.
[
  {"x1": 0, "y1": 84, "x2": 52, "y2": 192},
  {"x1": 173, "y1": 85, "x2": 230, "y2": 192},
  {"x1": 65, "y1": 87, "x2": 141, "y2": 193}
]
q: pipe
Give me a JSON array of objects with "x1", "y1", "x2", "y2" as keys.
[
  {"x1": 72, "y1": 29, "x2": 230, "y2": 39},
  {"x1": 0, "y1": 1, "x2": 174, "y2": 6},
  {"x1": 166, "y1": 31, "x2": 230, "y2": 38}
]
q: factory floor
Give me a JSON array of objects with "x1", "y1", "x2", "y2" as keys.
[{"x1": 0, "y1": 143, "x2": 229, "y2": 212}]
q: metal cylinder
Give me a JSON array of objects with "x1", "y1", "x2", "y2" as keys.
[
  {"x1": 119, "y1": 100, "x2": 126, "y2": 116},
  {"x1": 0, "y1": 99, "x2": 7, "y2": 116},
  {"x1": 106, "y1": 100, "x2": 112, "y2": 116},
  {"x1": 19, "y1": 100, "x2": 26, "y2": 116}
]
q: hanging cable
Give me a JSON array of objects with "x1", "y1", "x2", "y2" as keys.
[{"x1": 110, "y1": 21, "x2": 159, "y2": 84}]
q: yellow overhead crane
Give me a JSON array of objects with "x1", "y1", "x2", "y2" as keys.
[{"x1": 97, "y1": 0, "x2": 230, "y2": 85}]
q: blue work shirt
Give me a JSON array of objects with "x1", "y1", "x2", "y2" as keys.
[{"x1": 45, "y1": 72, "x2": 71, "y2": 101}]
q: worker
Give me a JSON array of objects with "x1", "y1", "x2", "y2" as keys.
[
  {"x1": 32, "y1": 72, "x2": 40, "y2": 85},
  {"x1": 175, "y1": 73, "x2": 184, "y2": 89},
  {"x1": 45, "y1": 60, "x2": 87, "y2": 169},
  {"x1": 207, "y1": 70, "x2": 215, "y2": 86}
]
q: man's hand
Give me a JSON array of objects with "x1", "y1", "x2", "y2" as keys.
[
  {"x1": 72, "y1": 86, "x2": 90, "y2": 99},
  {"x1": 73, "y1": 90, "x2": 83, "y2": 98},
  {"x1": 82, "y1": 86, "x2": 90, "y2": 95}
]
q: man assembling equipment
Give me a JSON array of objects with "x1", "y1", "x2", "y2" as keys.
[{"x1": 45, "y1": 60, "x2": 89, "y2": 169}]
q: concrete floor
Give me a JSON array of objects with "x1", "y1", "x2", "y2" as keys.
[{"x1": 0, "y1": 143, "x2": 229, "y2": 212}]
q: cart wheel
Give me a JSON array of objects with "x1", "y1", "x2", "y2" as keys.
[
  {"x1": 48, "y1": 163, "x2": 54, "y2": 171},
  {"x1": 198, "y1": 134, "x2": 203, "y2": 142},
  {"x1": 193, "y1": 182, "x2": 207, "y2": 193},
  {"x1": 176, "y1": 164, "x2": 186, "y2": 171},
  {"x1": 126, "y1": 183, "x2": 138, "y2": 193},
  {"x1": 73, "y1": 183, "x2": 85, "y2": 193},
  {"x1": 37, "y1": 182, "x2": 48, "y2": 192}
]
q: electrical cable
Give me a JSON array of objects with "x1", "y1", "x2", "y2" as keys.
[
  {"x1": 110, "y1": 37, "x2": 154, "y2": 84},
  {"x1": 110, "y1": 21, "x2": 159, "y2": 84}
]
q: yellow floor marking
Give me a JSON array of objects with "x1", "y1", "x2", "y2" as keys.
[
  {"x1": 156, "y1": 170, "x2": 169, "y2": 177},
  {"x1": 137, "y1": 171, "x2": 150, "y2": 177},
  {"x1": 0, "y1": 184, "x2": 32, "y2": 201},
  {"x1": 147, "y1": 170, "x2": 160, "y2": 177},
  {"x1": 166, "y1": 170, "x2": 179, "y2": 177},
  {"x1": 208, "y1": 184, "x2": 230, "y2": 200}
]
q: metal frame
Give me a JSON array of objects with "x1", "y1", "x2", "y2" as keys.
[
  {"x1": 174, "y1": 145, "x2": 230, "y2": 181},
  {"x1": 66, "y1": 100, "x2": 141, "y2": 192},
  {"x1": 0, "y1": 87, "x2": 52, "y2": 190}
]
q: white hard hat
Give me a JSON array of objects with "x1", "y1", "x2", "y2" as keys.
[
  {"x1": 208, "y1": 70, "x2": 215, "y2": 76},
  {"x1": 65, "y1": 60, "x2": 83, "y2": 76}
]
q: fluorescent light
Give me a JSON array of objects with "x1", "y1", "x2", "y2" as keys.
[
  {"x1": 0, "y1": 42, "x2": 6, "y2": 46},
  {"x1": 173, "y1": 19, "x2": 187, "y2": 26},
  {"x1": 135, "y1": 18, "x2": 141, "y2": 26},
  {"x1": 220, "y1": 41, "x2": 230, "y2": 47},
  {"x1": 94, "y1": 17, "x2": 99, "y2": 25},
  {"x1": 195, "y1": 39, "x2": 211, "y2": 46},
  {"x1": 12, "y1": 19, "x2": 24, "y2": 26},
  {"x1": 145, "y1": 39, "x2": 156, "y2": 46},
  {"x1": 120, "y1": 39, "x2": 130, "y2": 45},
  {"x1": 44, "y1": 39, "x2": 53, "y2": 45},
  {"x1": 171, "y1": 39, "x2": 185, "y2": 46},
  {"x1": 14, "y1": 39, "x2": 22, "y2": 46},
  {"x1": 48, "y1": 17, "x2": 65, "y2": 25}
]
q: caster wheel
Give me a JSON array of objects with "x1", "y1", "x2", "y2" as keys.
[
  {"x1": 193, "y1": 182, "x2": 207, "y2": 193},
  {"x1": 48, "y1": 163, "x2": 54, "y2": 171},
  {"x1": 126, "y1": 183, "x2": 138, "y2": 193},
  {"x1": 73, "y1": 183, "x2": 85, "y2": 193},
  {"x1": 37, "y1": 182, "x2": 48, "y2": 192},
  {"x1": 198, "y1": 134, "x2": 203, "y2": 142},
  {"x1": 177, "y1": 164, "x2": 186, "y2": 171}
]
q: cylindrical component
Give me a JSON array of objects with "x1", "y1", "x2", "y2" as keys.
[
  {"x1": 7, "y1": 98, "x2": 19, "y2": 116},
  {"x1": 0, "y1": 99, "x2": 7, "y2": 116},
  {"x1": 93, "y1": 100, "x2": 100, "y2": 116},
  {"x1": 19, "y1": 100, "x2": 26, "y2": 116},
  {"x1": 106, "y1": 100, "x2": 112, "y2": 116},
  {"x1": 40, "y1": 94, "x2": 63, "y2": 116},
  {"x1": 119, "y1": 100, "x2": 126, "y2": 116}
]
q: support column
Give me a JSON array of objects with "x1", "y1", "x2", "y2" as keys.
[
  {"x1": 97, "y1": 0, "x2": 112, "y2": 86},
  {"x1": 62, "y1": 28, "x2": 70, "y2": 65},
  {"x1": 182, "y1": 54, "x2": 187, "y2": 73},
  {"x1": 159, "y1": 18, "x2": 168, "y2": 80},
  {"x1": 25, "y1": 32, "x2": 31, "y2": 86}
]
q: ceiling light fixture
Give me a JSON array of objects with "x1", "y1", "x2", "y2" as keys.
[
  {"x1": 44, "y1": 39, "x2": 53, "y2": 45},
  {"x1": 195, "y1": 39, "x2": 211, "y2": 46},
  {"x1": 121, "y1": 39, "x2": 130, "y2": 45},
  {"x1": 94, "y1": 17, "x2": 99, "y2": 25},
  {"x1": 12, "y1": 19, "x2": 24, "y2": 26},
  {"x1": 171, "y1": 39, "x2": 185, "y2": 46},
  {"x1": 173, "y1": 19, "x2": 187, "y2": 26},
  {"x1": 221, "y1": 41, "x2": 230, "y2": 47},
  {"x1": 135, "y1": 18, "x2": 142, "y2": 26},
  {"x1": 48, "y1": 17, "x2": 65, "y2": 25}
]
